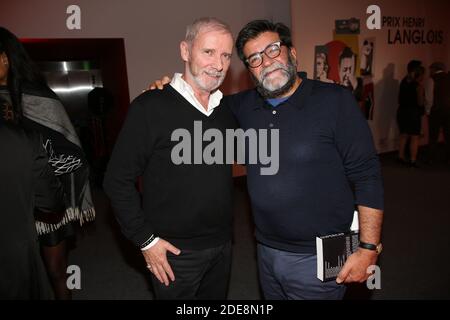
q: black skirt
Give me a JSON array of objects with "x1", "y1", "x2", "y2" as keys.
[
  {"x1": 397, "y1": 107, "x2": 422, "y2": 135},
  {"x1": 38, "y1": 222, "x2": 76, "y2": 247}
]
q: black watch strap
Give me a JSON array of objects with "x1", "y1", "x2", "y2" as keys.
[{"x1": 359, "y1": 241, "x2": 377, "y2": 250}]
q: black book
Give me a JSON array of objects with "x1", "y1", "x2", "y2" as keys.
[{"x1": 316, "y1": 230, "x2": 360, "y2": 282}]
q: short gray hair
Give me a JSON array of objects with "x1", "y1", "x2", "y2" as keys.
[{"x1": 185, "y1": 17, "x2": 232, "y2": 46}]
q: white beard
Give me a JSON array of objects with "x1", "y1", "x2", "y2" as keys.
[
  {"x1": 260, "y1": 62, "x2": 290, "y2": 91},
  {"x1": 190, "y1": 68, "x2": 225, "y2": 92}
]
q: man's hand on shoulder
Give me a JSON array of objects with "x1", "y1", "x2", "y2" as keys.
[{"x1": 147, "y1": 76, "x2": 171, "y2": 91}]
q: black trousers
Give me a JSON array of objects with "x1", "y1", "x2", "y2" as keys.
[{"x1": 151, "y1": 241, "x2": 231, "y2": 300}]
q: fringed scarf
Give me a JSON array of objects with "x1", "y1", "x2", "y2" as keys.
[{"x1": 0, "y1": 86, "x2": 95, "y2": 234}]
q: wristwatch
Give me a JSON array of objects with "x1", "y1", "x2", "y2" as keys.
[{"x1": 359, "y1": 241, "x2": 383, "y2": 254}]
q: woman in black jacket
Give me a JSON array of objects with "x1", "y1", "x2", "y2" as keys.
[
  {"x1": 0, "y1": 27, "x2": 95, "y2": 299},
  {"x1": 0, "y1": 121, "x2": 65, "y2": 299}
]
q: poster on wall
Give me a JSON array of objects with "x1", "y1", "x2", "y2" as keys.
[
  {"x1": 323, "y1": 38, "x2": 363, "y2": 102},
  {"x1": 333, "y1": 33, "x2": 361, "y2": 79},
  {"x1": 360, "y1": 38, "x2": 374, "y2": 76},
  {"x1": 333, "y1": 21, "x2": 365, "y2": 120},
  {"x1": 360, "y1": 38, "x2": 375, "y2": 120},
  {"x1": 314, "y1": 46, "x2": 334, "y2": 83},
  {"x1": 313, "y1": 19, "x2": 379, "y2": 121}
]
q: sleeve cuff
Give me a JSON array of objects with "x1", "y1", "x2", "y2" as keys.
[{"x1": 140, "y1": 235, "x2": 160, "y2": 251}]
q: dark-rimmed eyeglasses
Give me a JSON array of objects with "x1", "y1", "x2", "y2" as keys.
[{"x1": 245, "y1": 41, "x2": 284, "y2": 68}]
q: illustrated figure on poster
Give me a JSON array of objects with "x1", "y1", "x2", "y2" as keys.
[
  {"x1": 338, "y1": 46, "x2": 363, "y2": 101},
  {"x1": 360, "y1": 40, "x2": 374, "y2": 76},
  {"x1": 314, "y1": 48, "x2": 334, "y2": 83}
]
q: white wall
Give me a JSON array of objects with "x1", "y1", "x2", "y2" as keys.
[
  {"x1": 291, "y1": 0, "x2": 450, "y2": 152},
  {"x1": 0, "y1": 0, "x2": 291, "y2": 99}
]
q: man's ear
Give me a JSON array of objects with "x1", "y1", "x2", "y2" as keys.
[
  {"x1": 289, "y1": 46, "x2": 298, "y2": 66},
  {"x1": 180, "y1": 41, "x2": 189, "y2": 62}
]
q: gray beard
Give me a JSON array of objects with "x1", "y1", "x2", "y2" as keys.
[{"x1": 251, "y1": 54, "x2": 297, "y2": 99}]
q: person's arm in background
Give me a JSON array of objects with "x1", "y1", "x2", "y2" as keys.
[
  {"x1": 424, "y1": 78, "x2": 434, "y2": 115},
  {"x1": 103, "y1": 97, "x2": 180, "y2": 286},
  {"x1": 333, "y1": 88, "x2": 384, "y2": 284},
  {"x1": 417, "y1": 80, "x2": 425, "y2": 109}
]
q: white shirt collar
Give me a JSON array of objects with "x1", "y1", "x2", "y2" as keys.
[{"x1": 170, "y1": 73, "x2": 223, "y2": 117}]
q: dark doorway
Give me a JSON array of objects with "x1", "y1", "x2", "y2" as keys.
[{"x1": 22, "y1": 38, "x2": 130, "y2": 186}]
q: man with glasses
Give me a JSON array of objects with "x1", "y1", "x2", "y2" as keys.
[
  {"x1": 230, "y1": 20, "x2": 383, "y2": 300},
  {"x1": 150, "y1": 19, "x2": 384, "y2": 300}
]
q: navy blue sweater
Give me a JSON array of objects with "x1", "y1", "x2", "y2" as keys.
[{"x1": 226, "y1": 78, "x2": 384, "y2": 253}]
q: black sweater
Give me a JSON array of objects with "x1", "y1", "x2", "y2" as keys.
[{"x1": 104, "y1": 86, "x2": 237, "y2": 250}]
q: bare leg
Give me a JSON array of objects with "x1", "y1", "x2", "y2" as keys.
[
  {"x1": 398, "y1": 134, "x2": 408, "y2": 160},
  {"x1": 410, "y1": 135, "x2": 420, "y2": 162},
  {"x1": 41, "y1": 240, "x2": 72, "y2": 300}
]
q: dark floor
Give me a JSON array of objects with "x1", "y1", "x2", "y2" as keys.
[{"x1": 69, "y1": 149, "x2": 450, "y2": 300}]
